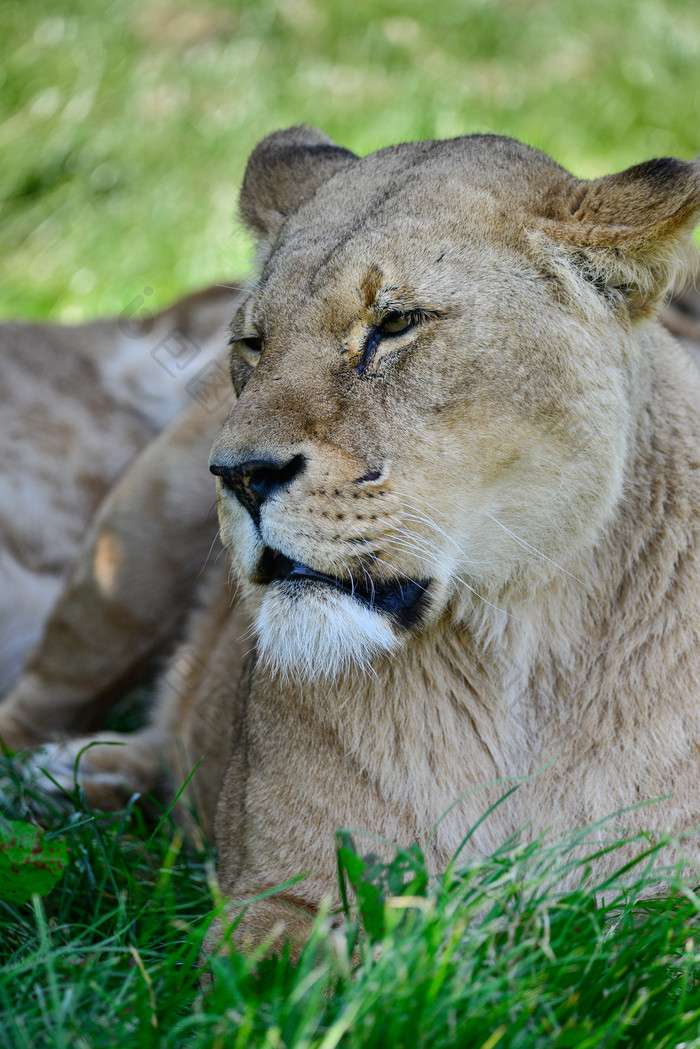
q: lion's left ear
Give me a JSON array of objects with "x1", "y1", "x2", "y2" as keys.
[
  {"x1": 239, "y1": 125, "x2": 359, "y2": 242},
  {"x1": 535, "y1": 156, "x2": 700, "y2": 313}
]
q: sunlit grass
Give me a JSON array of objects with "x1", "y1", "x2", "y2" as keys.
[
  {"x1": 2, "y1": 0, "x2": 699, "y2": 320},
  {"x1": 3, "y1": 758, "x2": 700, "y2": 1047}
]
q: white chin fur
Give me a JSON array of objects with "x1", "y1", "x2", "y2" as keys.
[{"x1": 254, "y1": 582, "x2": 400, "y2": 681}]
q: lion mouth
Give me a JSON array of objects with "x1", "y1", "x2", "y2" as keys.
[{"x1": 256, "y1": 547, "x2": 430, "y2": 628}]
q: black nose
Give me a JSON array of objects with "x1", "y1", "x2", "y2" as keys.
[{"x1": 210, "y1": 454, "x2": 306, "y2": 523}]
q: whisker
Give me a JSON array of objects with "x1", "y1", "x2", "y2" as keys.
[
  {"x1": 399, "y1": 512, "x2": 484, "y2": 566},
  {"x1": 484, "y1": 512, "x2": 583, "y2": 585},
  {"x1": 381, "y1": 493, "x2": 491, "y2": 569},
  {"x1": 369, "y1": 555, "x2": 428, "y2": 595},
  {"x1": 375, "y1": 534, "x2": 515, "y2": 619},
  {"x1": 532, "y1": 453, "x2": 566, "y2": 494},
  {"x1": 372, "y1": 518, "x2": 477, "y2": 571},
  {"x1": 391, "y1": 488, "x2": 451, "y2": 522},
  {"x1": 198, "y1": 533, "x2": 223, "y2": 579}
]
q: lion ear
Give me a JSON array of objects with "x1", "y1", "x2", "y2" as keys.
[
  {"x1": 239, "y1": 125, "x2": 359, "y2": 241},
  {"x1": 537, "y1": 156, "x2": 700, "y2": 313}
]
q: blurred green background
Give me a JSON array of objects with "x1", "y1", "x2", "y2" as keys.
[{"x1": 1, "y1": 0, "x2": 699, "y2": 320}]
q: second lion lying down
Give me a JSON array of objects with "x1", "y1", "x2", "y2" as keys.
[{"x1": 2, "y1": 127, "x2": 700, "y2": 948}]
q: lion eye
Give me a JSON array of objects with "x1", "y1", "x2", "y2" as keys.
[
  {"x1": 380, "y1": 313, "x2": 412, "y2": 335},
  {"x1": 237, "y1": 336, "x2": 263, "y2": 362},
  {"x1": 229, "y1": 335, "x2": 263, "y2": 395},
  {"x1": 356, "y1": 311, "x2": 422, "y2": 376}
]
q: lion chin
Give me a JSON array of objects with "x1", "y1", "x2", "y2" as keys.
[{"x1": 254, "y1": 578, "x2": 402, "y2": 681}]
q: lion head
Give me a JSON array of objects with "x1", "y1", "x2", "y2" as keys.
[{"x1": 210, "y1": 126, "x2": 700, "y2": 680}]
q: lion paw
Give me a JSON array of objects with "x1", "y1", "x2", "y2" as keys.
[{"x1": 23, "y1": 733, "x2": 162, "y2": 811}]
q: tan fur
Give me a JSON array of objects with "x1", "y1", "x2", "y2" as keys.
[
  {"x1": 2, "y1": 129, "x2": 700, "y2": 952},
  {"x1": 0, "y1": 285, "x2": 240, "y2": 698}
]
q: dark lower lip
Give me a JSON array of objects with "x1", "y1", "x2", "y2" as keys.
[{"x1": 256, "y1": 548, "x2": 430, "y2": 629}]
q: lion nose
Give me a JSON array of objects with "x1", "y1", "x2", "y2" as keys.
[{"x1": 210, "y1": 454, "x2": 306, "y2": 522}]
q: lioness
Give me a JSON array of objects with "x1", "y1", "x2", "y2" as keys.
[{"x1": 2, "y1": 127, "x2": 700, "y2": 948}]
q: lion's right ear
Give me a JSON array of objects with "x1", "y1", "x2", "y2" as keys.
[
  {"x1": 534, "y1": 155, "x2": 700, "y2": 314},
  {"x1": 239, "y1": 125, "x2": 359, "y2": 241}
]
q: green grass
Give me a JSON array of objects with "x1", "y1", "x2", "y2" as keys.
[
  {"x1": 2, "y1": 0, "x2": 699, "y2": 320},
  {"x1": 3, "y1": 759, "x2": 700, "y2": 1048}
]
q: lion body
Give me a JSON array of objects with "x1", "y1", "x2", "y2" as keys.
[
  {"x1": 0, "y1": 285, "x2": 237, "y2": 699},
  {"x1": 2, "y1": 129, "x2": 700, "y2": 947}
]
